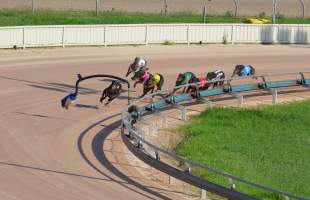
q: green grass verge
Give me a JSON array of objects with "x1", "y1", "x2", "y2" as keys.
[
  {"x1": 1, "y1": 9, "x2": 310, "y2": 26},
  {"x1": 175, "y1": 100, "x2": 310, "y2": 199}
]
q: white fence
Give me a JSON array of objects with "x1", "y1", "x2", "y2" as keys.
[{"x1": 1, "y1": 24, "x2": 310, "y2": 48}]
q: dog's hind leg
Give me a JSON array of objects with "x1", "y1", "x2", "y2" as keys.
[
  {"x1": 157, "y1": 74, "x2": 164, "y2": 91},
  {"x1": 105, "y1": 95, "x2": 117, "y2": 105}
]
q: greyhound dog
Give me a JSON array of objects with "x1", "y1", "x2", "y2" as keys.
[
  {"x1": 132, "y1": 69, "x2": 164, "y2": 98},
  {"x1": 100, "y1": 80, "x2": 122, "y2": 105},
  {"x1": 125, "y1": 57, "x2": 148, "y2": 79},
  {"x1": 185, "y1": 75, "x2": 209, "y2": 93},
  {"x1": 205, "y1": 69, "x2": 226, "y2": 89},
  {"x1": 232, "y1": 64, "x2": 255, "y2": 77},
  {"x1": 174, "y1": 72, "x2": 196, "y2": 93}
]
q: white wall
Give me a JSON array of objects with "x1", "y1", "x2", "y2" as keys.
[{"x1": 0, "y1": 24, "x2": 309, "y2": 48}]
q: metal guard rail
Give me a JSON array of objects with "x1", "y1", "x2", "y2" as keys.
[{"x1": 121, "y1": 72, "x2": 310, "y2": 200}]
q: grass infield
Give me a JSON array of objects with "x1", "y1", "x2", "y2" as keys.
[
  {"x1": 175, "y1": 100, "x2": 310, "y2": 199},
  {"x1": 0, "y1": 9, "x2": 310, "y2": 26}
]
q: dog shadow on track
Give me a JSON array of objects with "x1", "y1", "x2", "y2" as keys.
[
  {"x1": 0, "y1": 75, "x2": 99, "y2": 95},
  {"x1": 74, "y1": 104, "x2": 99, "y2": 110},
  {"x1": 78, "y1": 113, "x2": 195, "y2": 200}
]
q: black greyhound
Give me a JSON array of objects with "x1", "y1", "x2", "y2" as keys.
[
  {"x1": 174, "y1": 72, "x2": 196, "y2": 93},
  {"x1": 232, "y1": 64, "x2": 255, "y2": 77},
  {"x1": 175, "y1": 70, "x2": 224, "y2": 93},
  {"x1": 205, "y1": 70, "x2": 226, "y2": 89},
  {"x1": 132, "y1": 69, "x2": 164, "y2": 98},
  {"x1": 125, "y1": 57, "x2": 148, "y2": 79},
  {"x1": 100, "y1": 80, "x2": 122, "y2": 105}
]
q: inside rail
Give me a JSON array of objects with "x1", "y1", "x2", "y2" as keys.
[{"x1": 121, "y1": 71, "x2": 310, "y2": 200}]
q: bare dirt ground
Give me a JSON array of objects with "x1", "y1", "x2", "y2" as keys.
[
  {"x1": 0, "y1": 44, "x2": 309, "y2": 200},
  {"x1": 1, "y1": 0, "x2": 310, "y2": 17}
]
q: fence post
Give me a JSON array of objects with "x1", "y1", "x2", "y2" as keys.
[
  {"x1": 231, "y1": 24, "x2": 235, "y2": 44},
  {"x1": 145, "y1": 24, "x2": 149, "y2": 45},
  {"x1": 163, "y1": 0, "x2": 168, "y2": 15},
  {"x1": 96, "y1": 0, "x2": 100, "y2": 16},
  {"x1": 32, "y1": 0, "x2": 36, "y2": 14},
  {"x1": 22, "y1": 27, "x2": 26, "y2": 49},
  {"x1": 202, "y1": 6, "x2": 207, "y2": 23},
  {"x1": 62, "y1": 26, "x2": 66, "y2": 48},
  {"x1": 187, "y1": 24, "x2": 190, "y2": 45},
  {"x1": 299, "y1": 0, "x2": 305, "y2": 18},
  {"x1": 233, "y1": 0, "x2": 239, "y2": 17},
  {"x1": 272, "y1": 0, "x2": 278, "y2": 24},
  {"x1": 277, "y1": 24, "x2": 280, "y2": 44},
  {"x1": 104, "y1": 26, "x2": 107, "y2": 46}
]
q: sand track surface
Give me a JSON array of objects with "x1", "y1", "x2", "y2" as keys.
[{"x1": 0, "y1": 44, "x2": 309, "y2": 200}]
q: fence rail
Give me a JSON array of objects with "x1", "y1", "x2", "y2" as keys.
[{"x1": 1, "y1": 23, "x2": 310, "y2": 49}]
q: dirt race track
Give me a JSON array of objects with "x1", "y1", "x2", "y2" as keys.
[
  {"x1": 1, "y1": 0, "x2": 310, "y2": 17},
  {"x1": 0, "y1": 44, "x2": 309, "y2": 200}
]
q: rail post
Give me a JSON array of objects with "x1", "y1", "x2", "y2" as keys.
[
  {"x1": 140, "y1": 118, "x2": 156, "y2": 136},
  {"x1": 96, "y1": 0, "x2": 100, "y2": 16},
  {"x1": 230, "y1": 92, "x2": 244, "y2": 107},
  {"x1": 62, "y1": 26, "x2": 66, "y2": 48},
  {"x1": 32, "y1": 0, "x2": 36, "y2": 14},
  {"x1": 202, "y1": 6, "x2": 207, "y2": 23},
  {"x1": 187, "y1": 24, "x2": 191, "y2": 45},
  {"x1": 173, "y1": 104, "x2": 187, "y2": 121},
  {"x1": 231, "y1": 24, "x2": 235, "y2": 45},
  {"x1": 233, "y1": 0, "x2": 239, "y2": 17},
  {"x1": 201, "y1": 189, "x2": 207, "y2": 200},
  {"x1": 299, "y1": 0, "x2": 305, "y2": 18},
  {"x1": 145, "y1": 24, "x2": 149, "y2": 45},
  {"x1": 266, "y1": 88, "x2": 278, "y2": 104},
  {"x1": 163, "y1": 0, "x2": 168, "y2": 15},
  {"x1": 155, "y1": 111, "x2": 168, "y2": 128},
  {"x1": 22, "y1": 27, "x2": 26, "y2": 49},
  {"x1": 272, "y1": 0, "x2": 278, "y2": 24}
]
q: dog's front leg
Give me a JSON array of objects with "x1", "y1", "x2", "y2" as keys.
[
  {"x1": 140, "y1": 87, "x2": 150, "y2": 98},
  {"x1": 100, "y1": 89, "x2": 108, "y2": 103}
]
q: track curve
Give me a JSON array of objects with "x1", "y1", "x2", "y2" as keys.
[{"x1": 0, "y1": 44, "x2": 309, "y2": 200}]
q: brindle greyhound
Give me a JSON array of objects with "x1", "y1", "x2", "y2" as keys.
[
  {"x1": 100, "y1": 80, "x2": 122, "y2": 105},
  {"x1": 132, "y1": 69, "x2": 164, "y2": 98},
  {"x1": 205, "y1": 70, "x2": 225, "y2": 89},
  {"x1": 232, "y1": 64, "x2": 255, "y2": 77}
]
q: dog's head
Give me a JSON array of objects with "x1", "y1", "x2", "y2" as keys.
[
  {"x1": 128, "y1": 105, "x2": 138, "y2": 113},
  {"x1": 206, "y1": 71, "x2": 216, "y2": 81},
  {"x1": 175, "y1": 73, "x2": 189, "y2": 87},
  {"x1": 232, "y1": 65, "x2": 244, "y2": 77},
  {"x1": 131, "y1": 57, "x2": 141, "y2": 71},
  {"x1": 132, "y1": 69, "x2": 146, "y2": 81}
]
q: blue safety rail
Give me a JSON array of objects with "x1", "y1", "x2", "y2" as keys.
[
  {"x1": 140, "y1": 79, "x2": 310, "y2": 113},
  {"x1": 265, "y1": 80, "x2": 300, "y2": 88}
]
